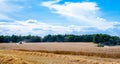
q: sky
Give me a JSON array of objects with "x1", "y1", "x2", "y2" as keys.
[{"x1": 0, "y1": 0, "x2": 120, "y2": 36}]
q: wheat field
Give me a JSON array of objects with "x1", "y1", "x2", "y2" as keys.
[{"x1": 0, "y1": 42, "x2": 120, "y2": 64}]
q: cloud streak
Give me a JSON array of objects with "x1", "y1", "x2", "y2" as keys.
[
  {"x1": 0, "y1": 0, "x2": 119, "y2": 36},
  {"x1": 0, "y1": 19, "x2": 99, "y2": 36},
  {"x1": 0, "y1": 0, "x2": 24, "y2": 21},
  {"x1": 41, "y1": 0, "x2": 119, "y2": 30}
]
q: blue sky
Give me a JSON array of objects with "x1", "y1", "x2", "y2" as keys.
[{"x1": 0, "y1": 0, "x2": 120, "y2": 36}]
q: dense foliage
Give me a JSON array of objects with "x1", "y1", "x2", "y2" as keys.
[{"x1": 0, "y1": 34, "x2": 120, "y2": 46}]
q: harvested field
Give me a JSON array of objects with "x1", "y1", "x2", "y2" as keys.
[
  {"x1": 0, "y1": 42, "x2": 120, "y2": 58},
  {"x1": 0, "y1": 50, "x2": 120, "y2": 64},
  {"x1": 0, "y1": 42, "x2": 120, "y2": 64}
]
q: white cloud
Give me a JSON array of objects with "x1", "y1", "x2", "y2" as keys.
[
  {"x1": 0, "y1": 0, "x2": 24, "y2": 21},
  {"x1": 0, "y1": 14, "x2": 14, "y2": 20},
  {"x1": 0, "y1": 0, "x2": 119, "y2": 36},
  {"x1": 0, "y1": 19, "x2": 97, "y2": 36},
  {"x1": 41, "y1": 0, "x2": 118, "y2": 30}
]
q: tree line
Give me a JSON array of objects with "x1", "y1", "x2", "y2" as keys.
[{"x1": 0, "y1": 34, "x2": 120, "y2": 46}]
